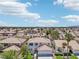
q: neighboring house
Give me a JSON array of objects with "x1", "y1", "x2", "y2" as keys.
[
  {"x1": 16, "y1": 31, "x2": 25, "y2": 37},
  {"x1": 0, "y1": 30, "x2": 16, "y2": 37},
  {"x1": 0, "y1": 37, "x2": 26, "y2": 48},
  {"x1": 54, "y1": 40, "x2": 67, "y2": 53},
  {"x1": 27, "y1": 33, "x2": 46, "y2": 37},
  {"x1": 75, "y1": 37, "x2": 79, "y2": 43},
  {"x1": 54, "y1": 40, "x2": 79, "y2": 53},
  {"x1": 69, "y1": 40, "x2": 79, "y2": 54},
  {"x1": 3, "y1": 45, "x2": 20, "y2": 52},
  {"x1": 69, "y1": 31, "x2": 76, "y2": 37},
  {"x1": 0, "y1": 30, "x2": 4, "y2": 36},
  {"x1": 27, "y1": 37, "x2": 51, "y2": 54},
  {"x1": 74, "y1": 31, "x2": 79, "y2": 37},
  {"x1": 37, "y1": 45, "x2": 53, "y2": 57}
]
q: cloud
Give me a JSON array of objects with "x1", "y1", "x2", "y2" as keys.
[
  {"x1": 0, "y1": 0, "x2": 17, "y2": 2},
  {"x1": 53, "y1": 0, "x2": 63, "y2": 5},
  {"x1": 62, "y1": 15, "x2": 79, "y2": 21},
  {"x1": 36, "y1": 20, "x2": 59, "y2": 27},
  {"x1": 53, "y1": 0, "x2": 79, "y2": 11},
  {"x1": 0, "y1": 0, "x2": 40, "y2": 20},
  {"x1": 25, "y1": 2, "x2": 32, "y2": 7},
  {"x1": 24, "y1": 19, "x2": 59, "y2": 27},
  {"x1": 38, "y1": 20, "x2": 59, "y2": 24}
]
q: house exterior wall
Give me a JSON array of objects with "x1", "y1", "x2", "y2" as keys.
[
  {"x1": 28, "y1": 43, "x2": 51, "y2": 54},
  {"x1": 28, "y1": 43, "x2": 40, "y2": 53}
]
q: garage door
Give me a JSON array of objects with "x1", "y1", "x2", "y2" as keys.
[
  {"x1": 38, "y1": 54, "x2": 53, "y2": 59},
  {"x1": 38, "y1": 57, "x2": 52, "y2": 59}
]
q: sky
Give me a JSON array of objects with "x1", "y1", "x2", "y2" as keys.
[{"x1": 0, "y1": 0, "x2": 79, "y2": 27}]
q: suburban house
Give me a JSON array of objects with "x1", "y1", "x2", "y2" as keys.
[
  {"x1": 0, "y1": 37, "x2": 26, "y2": 50},
  {"x1": 0, "y1": 30, "x2": 16, "y2": 37},
  {"x1": 3, "y1": 45, "x2": 20, "y2": 52},
  {"x1": 27, "y1": 37, "x2": 51, "y2": 54},
  {"x1": 74, "y1": 30, "x2": 79, "y2": 37},
  {"x1": 16, "y1": 30, "x2": 25, "y2": 37},
  {"x1": 54, "y1": 40, "x2": 67, "y2": 53},
  {"x1": 69, "y1": 40, "x2": 79, "y2": 55},
  {"x1": 54, "y1": 40, "x2": 79, "y2": 54},
  {"x1": 37, "y1": 45, "x2": 53, "y2": 57},
  {"x1": 27, "y1": 33, "x2": 46, "y2": 38}
]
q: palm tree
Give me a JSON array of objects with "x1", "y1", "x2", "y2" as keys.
[
  {"x1": 65, "y1": 32, "x2": 74, "y2": 59},
  {"x1": 1, "y1": 50, "x2": 18, "y2": 59},
  {"x1": 50, "y1": 30, "x2": 60, "y2": 48},
  {"x1": 51, "y1": 30, "x2": 59, "y2": 40},
  {"x1": 45, "y1": 29, "x2": 51, "y2": 38},
  {"x1": 45, "y1": 29, "x2": 60, "y2": 59},
  {"x1": 20, "y1": 44, "x2": 32, "y2": 59},
  {"x1": 62, "y1": 42, "x2": 67, "y2": 59},
  {"x1": 20, "y1": 44, "x2": 28, "y2": 59}
]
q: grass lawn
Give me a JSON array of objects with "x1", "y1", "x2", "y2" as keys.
[
  {"x1": 56, "y1": 56, "x2": 63, "y2": 59},
  {"x1": 70, "y1": 55, "x2": 78, "y2": 59}
]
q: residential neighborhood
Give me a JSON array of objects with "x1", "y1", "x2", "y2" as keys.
[{"x1": 0, "y1": 27, "x2": 78, "y2": 59}]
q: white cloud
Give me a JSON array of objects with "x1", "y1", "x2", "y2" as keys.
[
  {"x1": 38, "y1": 20, "x2": 59, "y2": 24},
  {"x1": 36, "y1": 20, "x2": 59, "y2": 27},
  {"x1": 0, "y1": 0, "x2": 40, "y2": 20},
  {"x1": 62, "y1": 15, "x2": 79, "y2": 21},
  {"x1": 26, "y1": 2, "x2": 32, "y2": 7},
  {"x1": 24, "y1": 19, "x2": 59, "y2": 27},
  {"x1": 53, "y1": 0, "x2": 63, "y2": 5},
  {"x1": 0, "y1": 0, "x2": 17, "y2": 2},
  {"x1": 53, "y1": 0, "x2": 79, "y2": 11}
]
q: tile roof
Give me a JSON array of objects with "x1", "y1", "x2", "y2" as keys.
[
  {"x1": 27, "y1": 37, "x2": 50, "y2": 43},
  {"x1": 3, "y1": 45, "x2": 20, "y2": 51},
  {"x1": 0, "y1": 37, "x2": 26, "y2": 44},
  {"x1": 37, "y1": 45, "x2": 52, "y2": 51}
]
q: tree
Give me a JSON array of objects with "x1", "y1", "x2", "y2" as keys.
[
  {"x1": 1, "y1": 50, "x2": 18, "y2": 59},
  {"x1": 62, "y1": 42, "x2": 67, "y2": 59},
  {"x1": 45, "y1": 29, "x2": 51, "y2": 36},
  {"x1": 20, "y1": 44, "x2": 28, "y2": 58},
  {"x1": 50, "y1": 30, "x2": 60, "y2": 49},
  {"x1": 51, "y1": 30, "x2": 60, "y2": 40},
  {"x1": 20, "y1": 44, "x2": 32, "y2": 59},
  {"x1": 45, "y1": 29, "x2": 60, "y2": 40},
  {"x1": 46, "y1": 29, "x2": 60, "y2": 57},
  {"x1": 65, "y1": 32, "x2": 74, "y2": 59}
]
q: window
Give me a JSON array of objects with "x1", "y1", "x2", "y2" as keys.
[
  {"x1": 29, "y1": 43, "x2": 33, "y2": 46},
  {"x1": 35, "y1": 43, "x2": 38, "y2": 46}
]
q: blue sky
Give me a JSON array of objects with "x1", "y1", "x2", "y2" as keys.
[{"x1": 0, "y1": 0, "x2": 79, "y2": 27}]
